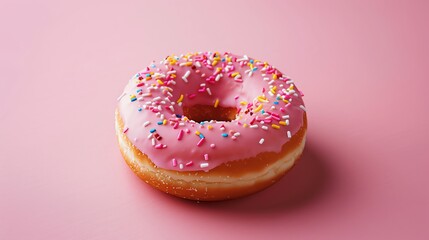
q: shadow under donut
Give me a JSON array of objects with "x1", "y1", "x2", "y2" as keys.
[{"x1": 190, "y1": 139, "x2": 333, "y2": 214}]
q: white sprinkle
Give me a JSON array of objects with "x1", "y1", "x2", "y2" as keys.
[
  {"x1": 195, "y1": 61, "x2": 201, "y2": 67},
  {"x1": 282, "y1": 115, "x2": 290, "y2": 119},
  {"x1": 220, "y1": 127, "x2": 226, "y2": 131},
  {"x1": 151, "y1": 138, "x2": 156, "y2": 146},
  {"x1": 206, "y1": 87, "x2": 212, "y2": 95},
  {"x1": 147, "y1": 133, "x2": 153, "y2": 139},
  {"x1": 210, "y1": 143, "x2": 216, "y2": 148},
  {"x1": 143, "y1": 121, "x2": 151, "y2": 127},
  {"x1": 152, "y1": 96, "x2": 161, "y2": 102},
  {"x1": 233, "y1": 132, "x2": 240, "y2": 137},
  {"x1": 286, "y1": 119, "x2": 290, "y2": 125},
  {"x1": 204, "y1": 154, "x2": 209, "y2": 161},
  {"x1": 259, "y1": 138, "x2": 265, "y2": 144},
  {"x1": 167, "y1": 70, "x2": 176, "y2": 75},
  {"x1": 249, "y1": 125, "x2": 259, "y2": 129},
  {"x1": 179, "y1": 164, "x2": 184, "y2": 169},
  {"x1": 231, "y1": 136, "x2": 237, "y2": 140},
  {"x1": 286, "y1": 80, "x2": 294, "y2": 84},
  {"x1": 299, "y1": 105, "x2": 307, "y2": 112},
  {"x1": 215, "y1": 73, "x2": 222, "y2": 81},
  {"x1": 263, "y1": 77, "x2": 270, "y2": 81},
  {"x1": 268, "y1": 80, "x2": 275, "y2": 85},
  {"x1": 183, "y1": 70, "x2": 190, "y2": 78},
  {"x1": 287, "y1": 131, "x2": 292, "y2": 138},
  {"x1": 200, "y1": 162, "x2": 209, "y2": 168},
  {"x1": 261, "y1": 126, "x2": 268, "y2": 130},
  {"x1": 117, "y1": 92, "x2": 126, "y2": 101}
]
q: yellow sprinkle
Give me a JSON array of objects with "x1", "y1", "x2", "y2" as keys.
[
  {"x1": 182, "y1": 116, "x2": 189, "y2": 121},
  {"x1": 185, "y1": 62, "x2": 193, "y2": 66},
  {"x1": 279, "y1": 121, "x2": 287, "y2": 126},
  {"x1": 273, "y1": 74, "x2": 278, "y2": 80},
  {"x1": 271, "y1": 124, "x2": 280, "y2": 130},
  {"x1": 257, "y1": 96, "x2": 268, "y2": 103},
  {"x1": 212, "y1": 60, "x2": 218, "y2": 66},
  {"x1": 163, "y1": 119, "x2": 167, "y2": 125},
  {"x1": 243, "y1": 123, "x2": 248, "y2": 128},
  {"x1": 240, "y1": 101, "x2": 247, "y2": 106},
  {"x1": 207, "y1": 125, "x2": 213, "y2": 130},
  {"x1": 214, "y1": 99, "x2": 220, "y2": 108},
  {"x1": 177, "y1": 94, "x2": 184, "y2": 103},
  {"x1": 253, "y1": 104, "x2": 263, "y2": 113},
  {"x1": 227, "y1": 57, "x2": 232, "y2": 62},
  {"x1": 145, "y1": 76, "x2": 152, "y2": 80},
  {"x1": 195, "y1": 131, "x2": 200, "y2": 136},
  {"x1": 157, "y1": 79, "x2": 164, "y2": 85},
  {"x1": 288, "y1": 85, "x2": 294, "y2": 91},
  {"x1": 231, "y1": 72, "x2": 239, "y2": 77},
  {"x1": 282, "y1": 99, "x2": 289, "y2": 103}
]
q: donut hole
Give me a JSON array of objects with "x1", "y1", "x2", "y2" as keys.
[{"x1": 183, "y1": 105, "x2": 237, "y2": 122}]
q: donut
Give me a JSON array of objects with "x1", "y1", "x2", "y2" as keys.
[{"x1": 115, "y1": 52, "x2": 307, "y2": 201}]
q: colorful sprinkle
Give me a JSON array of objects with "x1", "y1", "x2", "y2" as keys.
[
  {"x1": 214, "y1": 98, "x2": 219, "y2": 108},
  {"x1": 259, "y1": 138, "x2": 265, "y2": 144}
]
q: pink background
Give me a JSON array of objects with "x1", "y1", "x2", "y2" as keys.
[{"x1": 1, "y1": 0, "x2": 428, "y2": 239}]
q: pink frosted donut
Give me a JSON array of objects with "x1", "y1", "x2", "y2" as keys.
[{"x1": 115, "y1": 52, "x2": 307, "y2": 201}]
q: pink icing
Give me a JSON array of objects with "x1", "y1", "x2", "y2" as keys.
[{"x1": 117, "y1": 52, "x2": 305, "y2": 171}]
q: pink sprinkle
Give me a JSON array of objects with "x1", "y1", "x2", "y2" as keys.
[
  {"x1": 172, "y1": 158, "x2": 177, "y2": 167},
  {"x1": 173, "y1": 122, "x2": 179, "y2": 129},
  {"x1": 197, "y1": 138, "x2": 205, "y2": 147},
  {"x1": 177, "y1": 130, "x2": 184, "y2": 140},
  {"x1": 280, "y1": 107, "x2": 286, "y2": 112},
  {"x1": 185, "y1": 161, "x2": 193, "y2": 166},
  {"x1": 136, "y1": 82, "x2": 145, "y2": 87},
  {"x1": 204, "y1": 154, "x2": 209, "y2": 161},
  {"x1": 234, "y1": 95, "x2": 239, "y2": 100},
  {"x1": 250, "y1": 118, "x2": 256, "y2": 125},
  {"x1": 187, "y1": 93, "x2": 196, "y2": 99},
  {"x1": 155, "y1": 144, "x2": 165, "y2": 149},
  {"x1": 123, "y1": 127, "x2": 129, "y2": 133},
  {"x1": 262, "y1": 88, "x2": 265, "y2": 93},
  {"x1": 210, "y1": 143, "x2": 216, "y2": 148},
  {"x1": 271, "y1": 115, "x2": 281, "y2": 121},
  {"x1": 185, "y1": 129, "x2": 190, "y2": 133}
]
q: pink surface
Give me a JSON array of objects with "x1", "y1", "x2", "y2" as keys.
[{"x1": 1, "y1": 0, "x2": 428, "y2": 239}]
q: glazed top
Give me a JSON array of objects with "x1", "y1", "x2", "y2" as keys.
[{"x1": 117, "y1": 52, "x2": 306, "y2": 171}]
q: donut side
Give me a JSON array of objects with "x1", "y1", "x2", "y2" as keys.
[{"x1": 115, "y1": 109, "x2": 307, "y2": 201}]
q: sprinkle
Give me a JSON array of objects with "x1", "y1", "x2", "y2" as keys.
[
  {"x1": 155, "y1": 144, "x2": 166, "y2": 149},
  {"x1": 172, "y1": 158, "x2": 177, "y2": 167},
  {"x1": 199, "y1": 133, "x2": 205, "y2": 139},
  {"x1": 149, "y1": 128, "x2": 156, "y2": 133},
  {"x1": 130, "y1": 95, "x2": 137, "y2": 102},
  {"x1": 207, "y1": 125, "x2": 213, "y2": 130},
  {"x1": 197, "y1": 138, "x2": 205, "y2": 146},
  {"x1": 299, "y1": 105, "x2": 307, "y2": 112},
  {"x1": 157, "y1": 121, "x2": 163, "y2": 125},
  {"x1": 206, "y1": 87, "x2": 212, "y2": 95},
  {"x1": 210, "y1": 143, "x2": 216, "y2": 148},
  {"x1": 249, "y1": 124, "x2": 258, "y2": 129},
  {"x1": 271, "y1": 124, "x2": 280, "y2": 129},
  {"x1": 221, "y1": 133, "x2": 228, "y2": 137},
  {"x1": 287, "y1": 131, "x2": 292, "y2": 138},
  {"x1": 253, "y1": 104, "x2": 263, "y2": 113},
  {"x1": 282, "y1": 115, "x2": 290, "y2": 119},
  {"x1": 185, "y1": 161, "x2": 193, "y2": 166},
  {"x1": 163, "y1": 119, "x2": 167, "y2": 125},
  {"x1": 200, "y1": 162, "x2": 209, "y2": 168},
  {"x1": 151, "y1": 138, "x2": 156, "y2": 146},
  {"x1": 214, "y1": 99, "x2": 219, "y2": 108},
  {"x1": 117, "y1": 92, "x2": 126, "y2": 101},
  {"x1": 259, "y1": 138, "x2": 265, "y2": 144},
  {"x1": 123, "y1": 127, "x2": 129, "y2": 133},
  {"x1": 279, "y1": 121, "x2": 287, "y2": 126},
  {"x1": 177, "y1": 130, "x2": 184, "y2": 140},
  {"x1": 261, "y1": 126, "x2": 268, "y2": 130},
  {"x1": 195, "y1": 130, "x2": 201, "y2": 136},
  {"x1": 179, "y1": 164, "x2": 184, "y2": 170},
  {"x1": 177, "y1": 94, "x2": 184, "y2": 103},
  {"x1": 204, "y1": 154, "x2": 209, "y2": 161}
]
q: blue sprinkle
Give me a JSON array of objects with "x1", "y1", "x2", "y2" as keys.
[
  {"x1": 176, "y1": 114, "x2": 182, "y2": 118},
  {"x1": 261, "y1": 109, "x2": 265, "y2": 114},
  {"x1": 136, "y1": 89, "x2": 142, "y2": 93},
  {"x1": 149, "y1": 128, "x2": 156, "y2": 133},
  {"x1": 157, "y1": 121, "x2": 163, "y2": 125},
  {"x1": 221, "y1": 58, "x2": 226, "y2": 62},
  {"x1": 249, "y1": 59, "x2": 254, "y2": 64},
  {"x1": 199, "y1": 133, "x2": 205, "y2": 139},
  {"x1": 276, "y1": 96, "x2": 280, "y2": 100},
  {"x1": 200, "y1": 122, "x2": 205, "y2": 125},
  {"x1": 274, "y1": 101, "x2": 279, "y2": 105},
  {"x1": 150, "y1": 64, "x2": 156, "y2": 68},
  {"x1": 252, "y1": 67, "x2": 258, "y2": 72},
  {"x1": 130, "y1": 97, "x2": 137, "y2": 102},
  {"x1": 138, "y1": 108, "x2": 142, "y2": 112},
  {"x1": 146, "y1": 73, "x2": 151, "y2": 77},
  {"x1": 221, "y1": 133, "x2": 228, "y2": 138}
]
